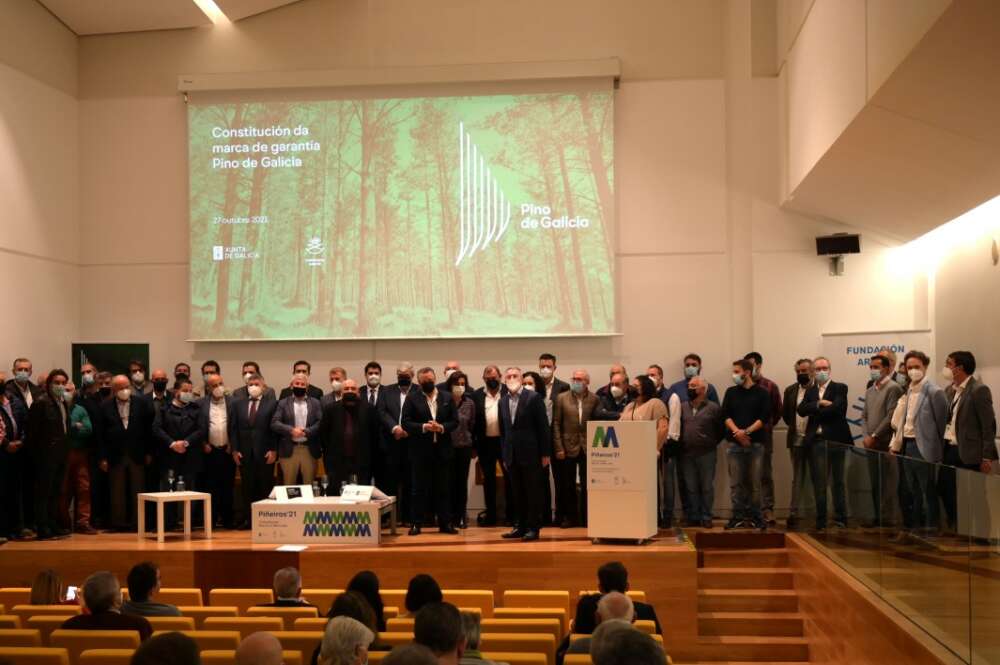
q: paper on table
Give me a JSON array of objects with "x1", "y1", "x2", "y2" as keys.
[{"x1": 276, "y1": 544, "x2": 307, "y2": 552}]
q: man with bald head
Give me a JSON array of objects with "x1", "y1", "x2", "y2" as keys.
[
  {"x1": 565, "y1": 593, "x2": 635, "y2": 657},
  {"x1": 100, "y1": 375, "x2": 154, "y2": 531},
  {"x1": 596, "y1": 364, "x2": 627, "y2": 400},
  {"x1": 320, "y1": 379, "x2": 374, "y2": 493},
  {"x1": 679, "y1": 376, "x2": 725, "y2": 527},
  {"x1": 236, "y1": 632, "x2": 285, "y2": 665}
]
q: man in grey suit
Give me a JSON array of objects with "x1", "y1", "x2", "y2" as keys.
[
  {"x1": 890, "y1": 350, "x2": 949, "y2": 534},
  {"x1": 938, "y1": 351, "x2": 997, "y2": 534},
  {"x1": 270, "y1": 375, "x2": 322, "y2": 485},
  {"x1": 552, "y1": 369, "x2": 600, "y2": 528},
  {"x1": 861, "y1": 354, "x2": 904, "y2": 527}
]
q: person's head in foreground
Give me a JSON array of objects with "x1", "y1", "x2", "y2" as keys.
[
  {"x1": 82, "y1": 571, "x2": 123, "y2": 614},
  {"x1": 383, "y1": 644, "x2": 438, "y2": 665},
  {"x1": 236, "y1": 631, "x2": 284, "y2": 665},
  {"x1": 328, "y1": 591, "x2": 378, "y2": 635},
  {"x1": 597, "y1": 561, "x2": 630, "y2": 594},
  {"x1": 273, "y1": 566, "x2": 303, "y2": 602},
  {"x1": 318, "y1": 616, "x2": 374, "y2": 665},
  {"x1": 404, "y1": 574, "x2": 442, "y2": 615},
  {"x1": 30, "y1": 569, "x2": 64, "y2": 605},
  {"x1": 130, "y1": 631, "x2": 201, "y2": 665},
  {"x1": 460, "y1": 611, "x2": 485, "y2": 654},
  {"x1": 596, "y1": 591, "x2": 635, "y2": 625},
  {"x1": 591, "y1": 620, "x2": 666, "y2": 665},
  {"x1": 127, "y1": 561, "x2": 163, "y2": 604},
  {"x1": 414, "y1": 602, "x2": 466, "y2": 664}
]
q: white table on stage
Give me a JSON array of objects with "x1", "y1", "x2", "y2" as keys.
[
  {"x1": 137, "y1": 491, "x2": 213, "y2": 543},
  {"x1": 252, "y1": 496, "x2": 397, "y2": 546}
]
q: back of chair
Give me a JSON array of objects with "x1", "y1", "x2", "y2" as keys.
[
  {"x1": 207, "y1": 589, "x2": 273, "y2": 614},
  {"x1": 577, "y1": 590, "x2": 647, "y2": 604},
  {"x1": 385, "y1": 617, "x2": 414, "y2": 633},
  {"x1": 156, "y1": 588, "x2": 203, "y2": 606},
  {"x1": 442, "y1": 590, "x2": 494, "y2": 616},
  {"x1": 11, "y1": 606, "x2": 80, "y2": 625},
  {"x1": 483, "y1": 654, "x2": 548, "y2": 665},
  {"x1": 479, "y1": 632, "x2": 556, "y2": 665},
  {"x1": 492, "y1": 608, "x2": 568, "y2": 634},
  {"x1": 146, "y1": 616, "x2": 196, "y2": 632},
  {"x1": 481, "y1": 618, "x2": 561, "y2": 641},
  {"x1": 300, "y1": 589, "x2": 343, "y2": 614},
  {"x1": 563, "y1": 655, "x2": 591, "y2": 665},
  {"x1": 502, "y1": 591, "x2": 570, "y2": 613},
  {"x1": 0, "y1": 589, "x2": 31, "y2": 611},
  {"x1": 0, "y1": 628, "x2": 42, "y2": 647},
  {"x1": 634, "y1": 619, "x2": 655, "y2": 634},
  {"x1": 25, "y1": 616, "x2": 76, "y2": 643},
  {"x1": 0, "y1": 646, "x2": 70, "y2": 664},
  {"x1": 383, "y1": 606, "x2": 399, "y2": 620},
  {"x1": 177, "y1": 606, "x2": 238, "y2": 628},
  {"x1": 245, "y1": 606, "x2": 318, "y2": 630},
  {"x1": 374, "y1": 631, "x2": 411, "y2": 648},
  {"x1": 269, "y1": 631, "x2": 323, "y2": 665},
  {"x1": 78, "y1": 648, "x2": 136, "y2": 665},
  {"x1": 202, "y1": 616, "x2": 283, "y2": 638},
  {"x1": 292, "y1": 617, "x2": 327, "y2": 631},
  {"x1": 201, "y1": 650, "x2": 303, "y2": 665},
  {"x1": 50, "y1": 629, "x2": 141, "y2": 663},
  {"x1": 0, "y1": 616, "x2": 22, "y2": 629},
  {"x1": 379, "y1": 590, "x2": 406, "y2": 609},
  {"x1": 153, "y1": 630, "x2": 240, "y2": 651}
]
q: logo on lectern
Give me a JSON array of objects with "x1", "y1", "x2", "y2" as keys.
[{"x1": 591, "y1": 426, "x2": 620, "y2": 448}]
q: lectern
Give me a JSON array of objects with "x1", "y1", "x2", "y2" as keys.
[{"x1": 587, "y1": 420, "x2": 658, "y2": 543}]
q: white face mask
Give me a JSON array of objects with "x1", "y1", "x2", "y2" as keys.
[
  {"x1": 908, "y1": 368, "x2": 925, "y2": 383},
  {"x1": 610, "y1": 385, "x2": 624, "y2": 399},
  {"x1": 116, "y1": 388, "x2": 131, "y2": 401},
  {"x1": 506, "y1": 379, "x2": 522, "y2": 394},
  {"x1": 131, "y1": 371, "x2": 144, "y2": 384},
  {"x1": 179, "y1": 391, "x2": 195, "y2": 404},
  {"x1": 941, "y1": 367, "x2": 954, "y2": 383},
  {"x1": 212, "y1": 386, "x2": 226, "y2": 399},
  {"x1": 247, "y1": 385, "x2": 263, "y2": 399},
  {"x1": 444, "y1": 368, "x2": 457, "y2": 379},
  {"x1": 523, "y1": 383, "x2": 535, "y2": 392},
  {"x1": 452, "y1": 385, "x2": 465, "y2": 398},
  {"x1": 539, "y1": 367, "x2": 554, "y2": 379},
  {"x1": 330, "y1": 380, "x2": 343, "y2": 393},
  {"x1": 244, "y1": 372, "x2": 253, "y2": 384},
  {"x1": 367, "y1": 374, "x2": 381, "y2": 388},
  {"x1": 63, "y1": 391, "x2": 75, "y2": 404}
]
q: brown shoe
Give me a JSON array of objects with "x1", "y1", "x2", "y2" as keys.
[{"x1": 75, "y1": 525, "x2": 99, "y2": 535}]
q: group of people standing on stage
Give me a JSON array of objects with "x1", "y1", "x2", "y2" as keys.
[{"x1": 1, "y1": 346, "x2": 993, "y2": 544}]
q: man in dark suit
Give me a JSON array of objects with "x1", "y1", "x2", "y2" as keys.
[
  {"x1": 320, "y1": 379, "x2": 373, "y2": 493},
  {"x1": 359, "y1": 361, "x2": 386, "y2": 489},
  {"x1": 5, "y1": 357, "x2": 43, "y2": 408},
  {"x1": 572, "y1": 562, "x2": 663, "y2": 635},
  {"x1": 378, "y1": 363, "x2": 417, "y2": 520},
  {"x1": 781, "y1": 358, "x2": 816, "y2": 530},
  {"x1": 940, "y1": 351, "x2": 997, "y2": 535},
  {"x1": 277, "y1": 360, "x2": 324, "y2": 400},
  {"x1": 100, "y1": 375, "x2": 154, "y2": 531},
  {"x1": 472, "y1": 365, "x2": 508, "y2": 526},
  {"x1": 0, "y1": 389, "x2": 30, "y2": 540},
  {"x1": 228, "y1": 373, "x2": 278, "y2": 529},
  {"x1": 402, "y1": 367, "x2": 459, "y2": 535},
  {"x1": 499, "y1": 367, "x2": 551, "y2": 541},
  {"x1": 271, "y1": 374, "x2": 322, "y2": 486},
  {"x1": 255, "y1": 567, "x2": 317, "y2": 609},
  {"x1": 26, "y1": 371, "x2": 72, "y2": 540},
  {"x1": 232, "y1": 361, "x2": 276, "y2": 401},
  {"x1": 796, "y1": 356, "x2": 850, "y2": 529}
]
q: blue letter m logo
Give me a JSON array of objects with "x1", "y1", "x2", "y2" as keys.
[{"x1": 592, "y1": 426, "x2": 619, "y2": 448}]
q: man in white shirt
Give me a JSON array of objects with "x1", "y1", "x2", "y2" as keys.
[
  {"x1": 271, "y1": 375, "x2": 322, "y2": 486},
  {"x1": 473, "y1": 365, "x2": 508, "y2": 526},
  {"x1": 860, "y1": 354, "x2": 904, "y2": 528},
  {"x1": 200, "y1": 373, "x2": 235, "y2": 529},
  {"x1": 4, "y1": 358, "x2": 42, "y2": 408}
]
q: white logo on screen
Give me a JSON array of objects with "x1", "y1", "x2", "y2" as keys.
[
  {"x1": 212, "y1": 246, "x2": 224, "y2": 261},
  {"x1": 305, "y1": 237, "x2": 325, "y2": 267},
  {"x1": 456, "y1": 122, "x2": 511, "y2": 267}
]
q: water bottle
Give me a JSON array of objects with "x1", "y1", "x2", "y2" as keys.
[
  {"x1": 176, "y1": 475, "x2": 186, "y2": 492},
  {"x1": 312, "y1": 480, "x2": 322, "y2": 497},
  {"x1": 166, "y1": 469, "x2": 175, "y2": 492}
]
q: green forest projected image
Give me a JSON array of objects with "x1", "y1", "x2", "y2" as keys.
[{"x1": 188, "y1": 91, "x2": 615, "y2": 341}]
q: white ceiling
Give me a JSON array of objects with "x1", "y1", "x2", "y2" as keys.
[{"x1": 37, "y1": 0, "x2": 302, "y2": 35}]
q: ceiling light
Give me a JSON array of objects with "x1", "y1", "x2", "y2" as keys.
[{"x1": 192, "y1": 0, "x2": 231, "y2": 24}]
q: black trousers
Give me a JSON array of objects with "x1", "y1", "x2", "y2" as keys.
[
  {"x1": 202, "y1": 447, "x2": 235, "y2": 527},
  {"x1": 1, "y1": 450, "x2": 28, "y2": 536},
  {"x1": 938, "y1": 445, "x2": 979, "y2": 531},
  {"x1": 555, "y1": 455, "x2": 587, "y2": 525},
  {"x1": 380, "y1": 441, "x2": 411, "y2": 523},
  {"x1": 110, "y1": 457, "x2": 146, "y2": 530},
  {"x1": 327, "y1": 453, "x2": 369, "y2": 495},
  {"x1": 410, "y1": 453, "x2": 452, "y2": 528},
  {"x1": 509, "y1": 459, "x2": 544, "y2": 532},
  {"x1": 452, "y1": 447, "x2": 475, "y2": 522},
  {"x1": 33, "y1": 452, "x2": 65, "y2": 536},
  {"x1": 240, "y1": 457, "x2": 275, "y2": 522},
  {"x1": 541, "y1": 463, "x2": 553, "y2": 525},
  {"x1": 477, "y1": 437, "x2": 509, "y2": 523}
]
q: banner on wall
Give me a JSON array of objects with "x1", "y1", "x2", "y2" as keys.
[
  {"x1": 70, "y1": 343, "x2": 150, "y2": 387},
  {"x1": 820, "y1": 329, "x2": 931, "y2": 442}
]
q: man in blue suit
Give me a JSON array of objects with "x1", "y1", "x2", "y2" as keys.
[
  {"x1": 229, "y1": 373, "x2": 278, "y2": 529},
  {"x1": 499, "y1": 367, "x2": 551, "y2": 542}
]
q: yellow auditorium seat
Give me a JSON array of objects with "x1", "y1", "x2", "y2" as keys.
[
  {"x1": 269, "y1": 631, "x2": 323, "y2": 665},
  {"x1": 78, "y1": 649, "x2": 135, "y2": 665},
  {"x1": 245, "y1": 606, "x2": 318, "y2": 629},
  {"x1": 11, "y1": 606, "x2": 80, "y2": 624},
  {"x1": 0, "y1": 589, "x2": 31, "y2": 610},
  {"x1": 383, "y1": 606, "x2": 399, "y2": 620},
  {"x1": 0, "y1": 628, "x2": 42, "y2": 647},
  {"x1": 634, "y1": 620, "x2": 655, "y2": 634},
  {"x1": 146, "y1": 616, "x2": 196, "y2": 632},
  {"x1": 502, "y1": 591, "x2": 570, "y2": 614},
  {"x1": 442, "y1": 590, "x2": 494, "y2": 616},
  {"x1": 569, "y1": 632, "x2": 663, "y2": 645},
  {"x1": 375, "y1": 632, "x2": 411, "y2": 648},
  {"x1": 300, "y1": 589, "x2": 343, "y2": 613},
  {"x1": 577, "y1": 590, "x2": 647, "y2": 604},
  {"x1": 153, "y1": 630, "x2": 240, "y2": 651},
  {"x1": 155, "y1": 589, "x2": 203, "y2": 606},
  {"x1": 481, "y1": 618, "x2": 562, "y2": 641},
  {"x1": 385, "y1": 617, "x2": 413, "y2": 633},
  {"x1": 292, "y1": 617, "x2": 327, "y2": 631},
  {"x1": 25, "y1": 616, "x2": 76, "y2": 643},
  {"x1": 482, "y1": 654, "x2": 547, "y2": 665},
  {"x1": 207, "y1": 589, "x2": 273, "y2": 614},
  {"x1": 203, "y1": 616, "x2": 283, "y2": 638},
  {"x1": 492, "y1": 608, "x2": 567, "y2": 633},
  {"x1": 379, "y1": 590, "x2": 406, "y2": 609},
  {"x1": 563, "y1": 656, "x2": 590, "y2": 665},
  {"x1": 50, "y1": 629, "x2": 141, "y2": 663},
  {"x1": 479, "y1": 633, "x2": 556, "y2": 665},
  {"x1": 0, "y1": 616, "x2": 22, "y2": 629},
  {"x1": 0, "y1": 646, "x2": 69, "y2": 664},
  {"x1": 177, "y1": 606, "x2": 239, "y2": 627},
  {"x1": 200, "y1": 650, "x2": 303, "y2": 665}
]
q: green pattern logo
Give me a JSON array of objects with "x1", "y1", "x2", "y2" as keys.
[
  {"x1": 592, "y1": 426, "x2": 620, "y2": 448},
  {"x1": 302, "y1": 511, "x2": 373, "y2": 538}
]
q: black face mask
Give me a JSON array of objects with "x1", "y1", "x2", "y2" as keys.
[
  {"x1": 397, "y1": 376, "x2": 412, "y2": 387},
  {"x1": 152, "y1": 379, "x2": 169, "y2": 393},
  {"x1": 796, "y1": 373, "x2": 811, "y2": 386},
  {"x1": 292, "y1": 387, "x2": 307, "y2": 398},
  {"x1": 687, "y1": 388, "x2": 698, "y2": 400},
  {"x1": 485, "y1": 378, "x2": 500, "y2": 391},
  {"x1": 98, "y1": 387, "x2": 112, "y2": 398},
  {"x1": 342, "y1": 393, "x2": 358, "y2": 406},
  {"x1": 175, "y1": 373, "x2": 189, "y2": 383},
  {"x1": 627, "y1": 386, "x2": 639, "y2": 399},
  {"x1": 420, "y1": 380, "x2": 436, "y2": 395}
]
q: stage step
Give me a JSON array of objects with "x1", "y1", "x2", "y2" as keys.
[
  {"x1": 698, "y1": 590, "x2": 799, "y2": 613},
  {"x1": 699, "y1": 548, "x2": 789, "y2": 569},
  {"x1": 697, "y1": 568, "x2": 795, "y2": 590},
  {"x1": 698, "y1": 611, "x2": 804, "y2": 637},
  {"x1": 694, "y1": 531, "x2": 786, "y2": 550},
  {"x1": 693, "y1": 636, "x2": 810, "y2": 662}
]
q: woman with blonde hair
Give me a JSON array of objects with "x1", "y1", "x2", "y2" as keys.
[{"x1": 30, "y1": 569, "x2": 65, "y2": 605}]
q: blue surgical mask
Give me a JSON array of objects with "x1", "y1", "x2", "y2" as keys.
[
  {"x1": 179, "y1": 391, "x2": 195, "y2": 404},
  {"x1": 894, "y1": 372, "x2": 907, "y2": 386},
  {"x1": 570, "y1": 381, "x2": 584, "y2": 394},
  {"x1": 684, "y1": 365, "x2": 699, "y2": 379},
  {"x1": 14, "y1": 370, "x2": 29, "y2": 383},
  {"x1": 869, "y1": 369, "x2": 882, "y2": 383},
  {"x1": 81, "y1": 372, "x2": 95, "y2": 386},
  {"x1": 816, "y1": 370, "x2": 830, "y2": 384},
  {"x1": 51, "y1": 385, "x2": 66, "y2": 399},
  {"x1": 731, "y1": 373, "x2": 744, "y2": 386}
]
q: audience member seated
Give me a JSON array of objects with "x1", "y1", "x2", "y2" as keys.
[
  {"x1": 565, "y1": 593, "x2": 634, "y2": 658},
  {"x1": 131, "y1": 631, "x2": 202, "y2": 665},
  {"x1": 574, "y1": 562, "x2": 662, "y2": 634},
  {"x1": 317, "y1": 616, "x2": 374, "y2": 665},
  {"x1": 313, "y1": 592, "x2": 390, "y2": 665},
  {"x1": 122, "y1": 561, "x2": 182, "y2": 617},
  {"x1": 237, "y1": 631, "x2": 285, "y2": 665},
  {"x1": 591, "y1": 621, "x2": 665, "y2": 665},
  {"x1": 414, "y1": 602, "x2": 466, "y2": 665},
  {"x1": 30, "y1": 568, "x2": 73, "y2": 605},
  {"x1": 61, "y1": 571, "x2": 153, "y2": 640},
  {"x1": 347, "y1": 570, "x2": 387, "y2": 632},
  {"x1": 401, "y1": 574, "x2": 442, "y2": 618},
  {"x1": 383, "y1": 645, "x2": 438, "y2": 665},
  {"x1": 459, "y1": 612, "x2": 508, "y2": 665},
  {"x1": 258, "y1": 567, "x2": 317, "y2": 609}
]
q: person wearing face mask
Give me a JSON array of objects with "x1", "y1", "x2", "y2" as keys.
[
  {"x1": 320, "y1": 379, "x2": 374, "y2": 494},
  {"x1": 796, "y1": 357, "x2": 851, "y2": 529},
  {"x1": 596, "y1": 372, "x2": 631, "y2": 419},
  {"x1": 153, "y1": 378, "x2": 205, "y2": 529},
  {"x1": 0, "y1": 380, "x2": 31, "y2": 541},
  {"x1": 537, "y1": 353, "x2": 569, "y2": 403},
  {"x1": 667, "y1": 354, "x2": 720, "y2": 405},
  {"x1": 782, "y1": 359, "x2": 815, "y2": 530},
  {"x1": 58, "y1": 381, "x2": 97, "y2": 534},
  {"x1": 552, "y1": 370, "x2": 599, "y2": 528},
  {"x1": 198, "y1": 373, "x2": 236, "y2": 529},
  {"x1": 228, "y1": 373, "x2": 278, "y2": 529},
  {"x1": 621, "y1": 376, "x2": 677, "y2": 527},
  {"x1": 472, "y1": 365, "x2": 510, "y2": 527},
  {"x1": 743, "y1": 352, "x2": 783, "y2": 526},
  {"x1": 402, "y1": 368, "x2": 459, "y2": 535},
  {"x1": 595, "y1": 364, "x2": 627, "y2": 401},
  {"x1": 889, "y1": 350, "x2": 948, "y2": 538},
  {"x1": 499, "y1": 367, "x2": 551, "y2": 541},
  {"x1": 377, "y1": 363, "x2": 417, "y2": 524},
  {"x1": 198, "y1": 360, "x2": 221, "y2": 399},
  {"x1": 144, "y1": 369, "x2": 172, "y2": 419},
  {"x1": 83, "y1": 369, "x2": 112, "y2": 530},
  {"x1": 5, "y1": 357, "x2": 43, "y2": 408},
  {"x1": 860, "y1": 354, "x2": 904, "y2": 528},
  {"x1": 232, "y1": 361, "x2": 276, "y2": 401},
  {"x1": 359, "y1": 362, "x2": 386, "y2": 489},
  {"x1": 522, "y1": 371, "x2": 555, "y2": 527},
  {"x1": 272, "y1": 375, "x2": 323, "y2": 486},
  {"x1": 128, "y1": 360, "x2": 153, "y2": 396},
  {"x1": 446, "y1": 371, "x2": 477, "y2": 529},
  {"x1": 173, "y1": 362, "x2": 192, "y2": 383},
  {"x1": 721, "y1": 359, "x2": 771, "y2": 531},
  {"x1": 277, "y1": 361, "x2": 323, "y2": 401},
  {"x1": 100, "y1": 374, "x2": 155, "y2": 532},
  {"x1": 679, "y1": 376, "x2": 724, "y2": 528},
  {"x1": 437, "y1": 361, "x2": 463, "y2": 393},
  {"x1": 26, "y1": 370, "x2": 73, "y2": 540},
  {"x1": 321, "y1": 367, "x2": 349, "y2": 407}
]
